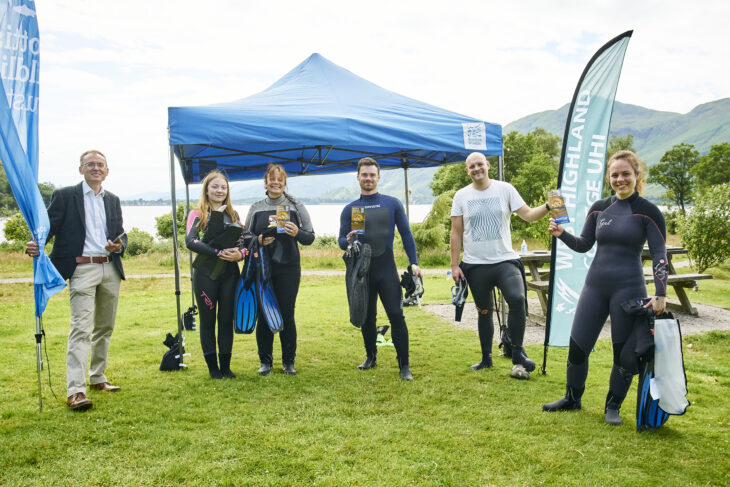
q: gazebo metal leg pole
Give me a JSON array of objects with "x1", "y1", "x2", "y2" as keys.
[
  {"x1": 401, "y1": 157, "x2": 410, "y2": 220},
  {"x1": 169, "y1": 147, "x2": 184, "y2": 365},
  {"x1": 185, "y1": 184, "x2": 195, "y2": 310},
  {"x1": 35, "y1": 315, "x2": 43, "y2": 412},
  {"x1": 403, "y1": 166, "x2": 410, "y2": 220}
]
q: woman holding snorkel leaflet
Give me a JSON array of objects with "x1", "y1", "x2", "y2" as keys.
[
  {"x1": 244, "y1": 164, "x2": 315, "y2": 376},
  {"x1": 542, "y1": 151, "x2": 668, "y2": 426}
]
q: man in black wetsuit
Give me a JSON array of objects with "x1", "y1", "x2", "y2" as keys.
[
  {"x1": 339, "y1": 157, "x2": 422, "y2": 381},
  {"x1": 450, "y1": 152, "x2": 551, "y2": 379}
]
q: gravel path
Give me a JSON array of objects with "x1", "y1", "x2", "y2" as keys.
[{"x1": 424, "y1": 297, "x2": 730, "y2": 346}]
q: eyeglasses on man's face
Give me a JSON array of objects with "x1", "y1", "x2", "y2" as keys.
[{"x1": 81, "y1": 162, "x2": 107, "y2": 169}]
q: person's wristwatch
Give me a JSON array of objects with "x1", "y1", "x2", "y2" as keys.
[{"x1": 545, "y1": 202, "x2": 550, "y2": 211}]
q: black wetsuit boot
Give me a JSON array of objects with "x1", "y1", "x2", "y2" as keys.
[
  {"x1": 543, "y1": 360, "x2": 586, "y2": 411},
  {"x1": 283, "y1": 362, "x2": 297, "y2": 376},
  {"x1": 470, "y1": 354, "x2": 493, "y2": 370},
  {"x1": 398, "y1": 356, "x2": 413, "y2": 381},
  {"x1": 605, "y1": 392, "x2": 626, "y2": 425},
  {"x1": 512, "y1": 346, "x2": 536, "y2": 371},
  {"x1": 543, "y1": 385, "x2": 584, "y2": 411},
  {"x1": 605, "y1": 365, "x2": 633, "y2": 425},
  {"x1": 358, "y1": 353, "x2": 377, "y2": 370},
  {"x1": 219, "y1": 353, "x2": 236, "y2": 378},
  {"x1": 204, "y1": 352, "x2": 222, "y2": 379}
]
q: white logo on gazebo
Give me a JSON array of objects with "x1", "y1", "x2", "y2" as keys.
[{"x1": 462, "y1": 122, "x2": 487, "y2": 151}]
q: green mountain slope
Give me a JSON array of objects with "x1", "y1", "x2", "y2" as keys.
[
  {"x1": 505, "y1": 98, "x2": 730, "y2": 167},
  {"x1": 310, "y1": 166, "x2": 438, "y2": 204}
]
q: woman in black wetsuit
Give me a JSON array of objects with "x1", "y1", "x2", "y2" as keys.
[
  {"x1": 542, "y1": 151, "x2": 668, "y2": 426},
  {"x1": 244, "y1": 164, "x2": 315, "y2": 376},
  {"x1": 185, "y1": 170, "x2": 245, "y2": 379}
]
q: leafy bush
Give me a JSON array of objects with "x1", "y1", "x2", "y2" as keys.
[
  {"x1": 664, "y1": 209, "x2": 681, "y2": 235},
  {"x1": 3, "y1": 212, "x2": 30, "y2": 244},
  {"x1": 150, "y1": 239, "x2": 175, "y2": 253},
  {"x1": 518, "y1": 214, "x2": 552, "y2": 251},
  {"x1": 430, "y1": 163, "x2": 470, "y2": 196},
  {"x1": 125, "y1": 227, "x2": 154, "y2": 256},
  {"x1": 0, "y1": 240, "x2": 25, "y2": 251},
  {"x1": 416, "y1": 247, "x2": 451, "y2": 268},
  {"x1": 312, "y1": 235, "x2": 338, "y2": 249},
  {"x1": 411, "y1": 222, "x2": 445, "y2": 250},
  {"x1": 156, "y1": 253, "x2": 177, "y2": 268},
  {"x1": 155, "y1": 202, "x2": 187, "y2": 239},
  {"x1": 679, "y1": 183, "x2": 730, "y2": 273},
  {"x1": 412, "y1": 190, "x2": 455, "y2": 250}
]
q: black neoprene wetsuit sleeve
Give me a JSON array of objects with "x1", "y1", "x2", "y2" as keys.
[
  {"x1": 557, "y1": 200, "x2": 603, "y2": 253},
  {"x1": 185, "y1": 210, "x2": 219, "y2": 256},
  {"x1": 636, "y1": 198, "x2": 668, "y2": 296},
  {"x1": 558, "y1": 195, "x2": 668, "y2": 296}
]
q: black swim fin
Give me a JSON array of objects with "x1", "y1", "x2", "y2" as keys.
[
  {"x1": 256, "y1": 244, "x2": 284, "y2": 333},
  {"x1": 343, "y1": 241, "x2": 371, "y2": 328},
  {"x1": 202, "y1": 207, "x2": 225, "y2": 243}
]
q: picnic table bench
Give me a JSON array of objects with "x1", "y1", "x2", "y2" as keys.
[{"x1": 520, "y1": 246, "x2": 712, "y2": 318}]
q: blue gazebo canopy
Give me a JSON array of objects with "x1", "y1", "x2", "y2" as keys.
[{"x1": 168, "y1": 53, "x2": 502, "y2": 183}]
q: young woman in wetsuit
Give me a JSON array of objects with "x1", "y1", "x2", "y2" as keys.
[
  {"x1": 542, "y1": 151, "x2": 667, "y2": 426},
  {"x1": 185, "y1": 170, "x2": 245, "y2": 379},
  {"x1": 244, "y1": 164, "x2": 315, "y2": 376}
]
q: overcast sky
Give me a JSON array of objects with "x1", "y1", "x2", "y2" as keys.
[{"x1": 35, "y1": 0, "x2": 729, "y2": 197}]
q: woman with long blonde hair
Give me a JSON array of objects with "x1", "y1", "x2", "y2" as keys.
[{"x1": 185, "y1": 170, "x2": 245, "y2": 379}]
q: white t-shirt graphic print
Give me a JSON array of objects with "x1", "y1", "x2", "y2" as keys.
[{"x1": 451, "y1": 181, "x2": 525, "y2": 264}]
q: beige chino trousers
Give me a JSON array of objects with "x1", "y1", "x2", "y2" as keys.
[{"x1": 67, "y1": 261, "x2": 121, "y2": 396}]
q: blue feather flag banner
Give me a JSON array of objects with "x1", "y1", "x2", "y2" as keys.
[
  {"x1": 0, "y1": 1, "x2": 65, "y2": 316},
  {"x1": 545, "y1": 31, "x2": 633, "y2": 347}
]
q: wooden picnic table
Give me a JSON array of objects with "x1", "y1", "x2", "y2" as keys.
[
  {"x1": 520, "y1": 250, "x2": 551, "y2": 316},
  {"x1": 521, "y1": 246, "x2": 712, "y2": 318}
]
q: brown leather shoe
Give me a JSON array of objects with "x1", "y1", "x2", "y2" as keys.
[
  {"x1": 67, "y1": 392, "x2": 93, "y2": 411},
  {"x1": 90, "y1": 382, "x2": 121, "y2": 392}
]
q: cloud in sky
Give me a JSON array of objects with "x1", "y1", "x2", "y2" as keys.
[{"x1": 34, "y1": 0, "x2": 730, "y2": 196}]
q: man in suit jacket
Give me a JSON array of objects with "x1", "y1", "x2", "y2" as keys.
[{"x1": 27, "y1": 150, "x2": 127, "y2": 411}]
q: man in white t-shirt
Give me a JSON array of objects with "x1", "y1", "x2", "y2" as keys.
[{"x1": 450, "y1": 152, "x2": 550, "y2": 379}]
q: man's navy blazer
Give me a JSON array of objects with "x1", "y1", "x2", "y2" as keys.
[{"x1": 47, "y1": 182, "x2": 127, "y2": 281}]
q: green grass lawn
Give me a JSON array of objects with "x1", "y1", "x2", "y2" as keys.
[{"x1": 1, "y1": 270, "x2": 729, "y2": 486}]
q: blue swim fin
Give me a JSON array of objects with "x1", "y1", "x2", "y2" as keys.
[
  {"x1": 636, "y1": 358, "x2": 670, "y2": 431},
  {"x1": 256, "y1": 245, "x2": 284, "y2": 333},
  {"x1": 234, "y1": 245, "x2": 258, "y2": 334}
]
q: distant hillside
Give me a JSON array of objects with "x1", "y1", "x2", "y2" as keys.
[
  {"x1": 309, "y1": 166, "x2": 438, "y2": 204},
  {"x1": 226, "y1": 168, "x2": 436, "y2": 205},
  {"x1": 505, "y1": 98, "x2": 730, "y2": 167},
  {"x1": 126, "y1": 168, "x2": 438, "y2": 205},
  {"x1": 229, "y1": 172, "x2": 356, "y2": 203}
]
